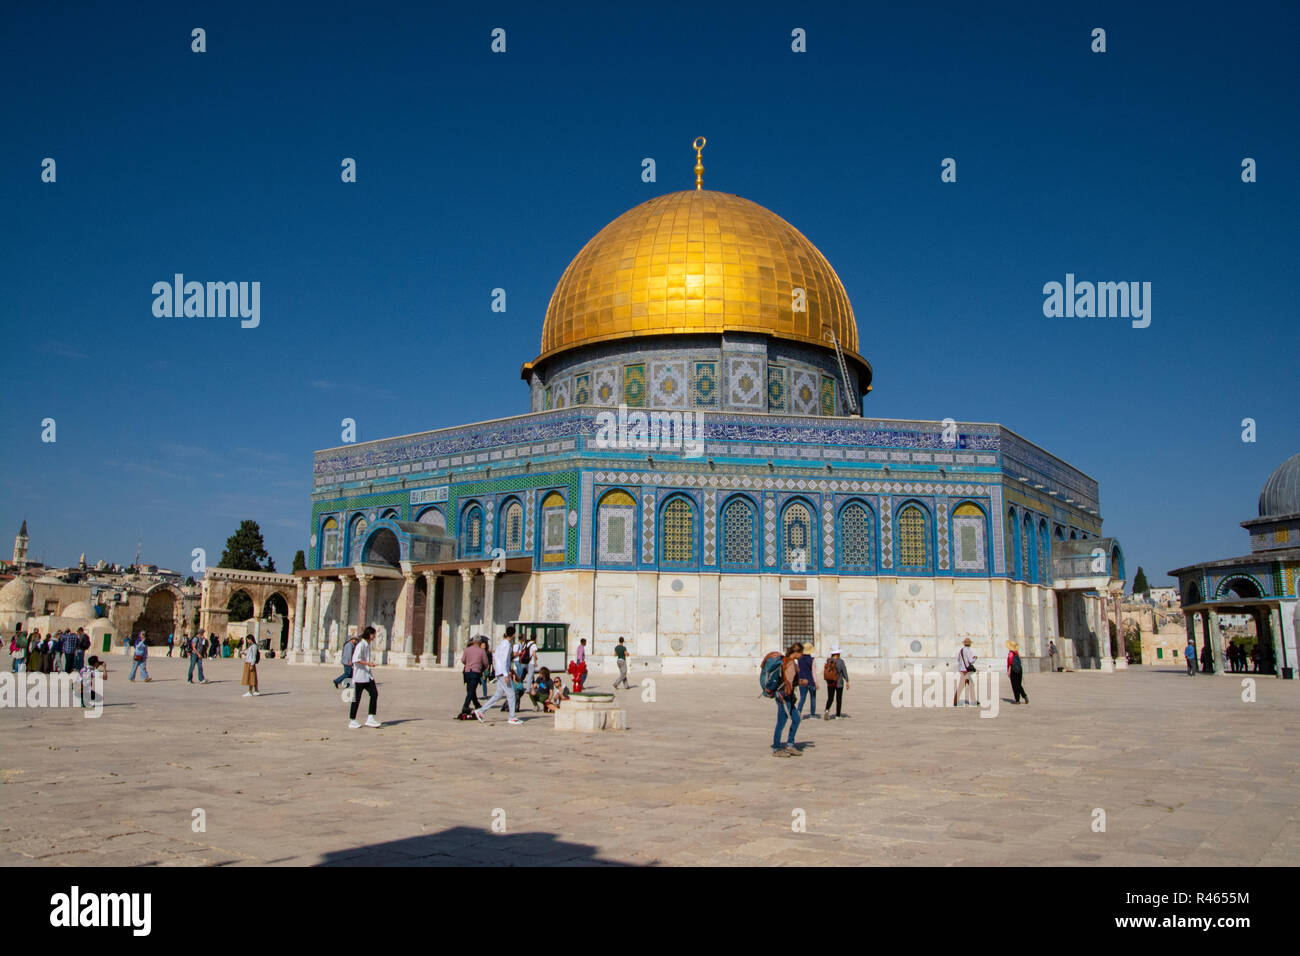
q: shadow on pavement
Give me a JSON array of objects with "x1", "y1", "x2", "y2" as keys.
[{"x1": 315, "y1": 825, "x2": 637, "y2": 866}]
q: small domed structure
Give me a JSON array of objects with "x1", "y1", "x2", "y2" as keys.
[
  {"x1": 60, "y1": 600, "x2": 96, "y2": 620},
  {"x1": 0, "y1": 577, "x2": 33, "y2": 612},
  {"x1": 1259, "y1": 452, "x2": 1300, "y2": 517}
]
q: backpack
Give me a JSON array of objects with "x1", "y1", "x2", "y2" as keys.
[
  {"x1": 759, "y1": 655, "x2": 785, "y2": 697},
  {"x1": 79, "y1": 635, "x2": 90, "y2": 651},
  {"x1": 1010, "y1": 652, "x2": 1022, "y2": 675},
  {"x1": 252, "y1": 645, "x2": 261, "y2": 664},
  {"x1": 823, "y1": 658, "x2": 839, "y2": 684},
  {"x1": 519, "y1": 643, "x2": 531, "y2": 666}
]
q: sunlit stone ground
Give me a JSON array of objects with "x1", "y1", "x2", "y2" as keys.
[{"x1": 1, "y1": 655, "x2": 1296, "y2": 866}]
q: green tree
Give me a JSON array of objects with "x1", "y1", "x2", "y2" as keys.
[
  {"x1": 292, "y1": 549, "x2": 306, "y2": 573},
  {"x1": 1133, "y1": 566, "x2": 1150, "y2": 596},
  {"x1": 219, "y1": 520, "x2": 276, "y2": 621},
  {"x1": 219, "y1": 520, "x2": 276, "y2": 573}
]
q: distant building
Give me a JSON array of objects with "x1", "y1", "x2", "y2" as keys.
[{"x1": 1169, "y1": 452, "x2": 1300, "y2": 678}]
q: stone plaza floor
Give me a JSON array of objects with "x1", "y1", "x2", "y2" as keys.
[{"x1": 1, "y1": 656, "x2": 1297, "y2": 866}]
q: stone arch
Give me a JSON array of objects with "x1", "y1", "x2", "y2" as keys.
[
  {"x1": 1217, "y1": 574, "x2": 1264, "y2": 599},
  {"x1": 131, "y1": 586, "x2": 180, "y2": 645},
  {"x1": 361, "y1": 526, "x2": 402, "y2": 569},
  {"x1": 200, "y1": 568, "x2": 302, "y2": 644}
]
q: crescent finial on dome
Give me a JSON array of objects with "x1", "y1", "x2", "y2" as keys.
[{"x1": 693, "y1": 137, "x2": 706, "y2": 190}]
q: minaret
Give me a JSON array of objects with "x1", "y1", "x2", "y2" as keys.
[{"x1": 13, "y1": 520, "x2": 28, "y2": 569}]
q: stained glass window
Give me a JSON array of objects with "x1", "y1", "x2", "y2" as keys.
[
  {"x1": 463, "y1": 505, "x2": 483, "y2": 555},
  {"x1": 952, "y1": 502, "x2": 985, "y2": 571},
  {"x1": 1022, "y1": 516, "x2": 1032, "y2": 581},
  {"x1": 502, "y1": 501, "x2": 523, "y2": 552},
  {"x1": 661, "y1": 498, "x2": 694, "y2": 564},
  {"x1": 418, "y1": 508, "x2": 445, "y2": 534},
  {"x1": 322, "y1": 517, "x2": 340, "y2": 566},
  {"x1": 722, "y1": 498, "x2": 755, "y2": 566},
  {"x1": 598, "y1": 490, "x2": 636, "y2": 564},
  {"x1": 840, "y1": 503, "x2": 872, "y2": 567},
  {"x1": 782, "y1": 501, "x2": 812, "y2": 569},
  {"x1": 1007, "y1": 509, "x2": 1018, "y2": 577},
  {"x1": 541, "y1": 491, "x2": 566, "y2": 563},
  {"x1": 897, "y1": 505, "x2": 927, "y2": 569}
]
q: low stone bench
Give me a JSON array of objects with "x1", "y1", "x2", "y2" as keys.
[{"x1": 553, "y1": 691, "x2": 628, "y2": 732}]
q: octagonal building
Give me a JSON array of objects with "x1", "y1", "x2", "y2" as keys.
[{"x1": 296, "y1": 156, "x2": 1126, "y2": 676}]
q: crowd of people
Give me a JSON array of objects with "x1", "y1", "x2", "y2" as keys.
[{"x1": 7, "y1": 623, "x2": 93, "y2": 675}]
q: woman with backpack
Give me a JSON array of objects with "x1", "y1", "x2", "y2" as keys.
[
  {"x1": 794, "y1": 643, "x2": 818, "y2": 718},
  {"x1": 1006, "y1": 640, "x2": 1027, "y2": 704},
  {"x1": 241, "y1": 635, "x2": 261, "y2": 697},
  {"x1": 823, "y1": 646, "x2": 848, "y2": 720}
]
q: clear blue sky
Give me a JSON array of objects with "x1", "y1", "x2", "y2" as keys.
[{"x1": 2, "y1": 0, "x2": 1297, "y2": 585}]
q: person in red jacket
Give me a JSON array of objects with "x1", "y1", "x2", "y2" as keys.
[{"x1": 1006, "y1": 640, "x2": 1028, "y2": 705}]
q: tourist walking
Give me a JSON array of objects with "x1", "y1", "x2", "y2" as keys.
[
  {"x1": 524, "y1": 632, "x2": 538, "y2": 689},
  {"x1": 576, "y1": 637, "x2": 588, "y2": 687},
  {"x1": 823, "y1": 646, "x2": 848, "y2": 719},
  {"x1": 74, "y1": 627, "x2": 89, "y2": 671},
  {"x1": 1185, "y1": 637, "x2": 1198, "y2": 676},
  {"x1": 459, "y1": 634, "x2": 489, "y2": 715},
  {"x1": 953, "y1": 637, "x2": 978, "y2": 706},
  {"x1": 1007, "y1": 640, "x2": 1028, "y2": 704},
  {"x1": 1200, "y1": 641, "x2": 1214, "y2": 674},
  {"x1": 769, "y1": 646, "x2": 802, "y2": 757},
  {"x1": 240, "y1": 635, "x2": 261, "y2": 696},
  {"x1": 334, "y1": 632, "x2": 358, "y2": 689},
  {"x1": 188, "y1": 631, "x2": 209, "y2": 683},
  {"x1": 473, "y1": 633, "x2": 521, "y2": 724},
  {"x1": 612, "y1": 636, "x2": 631, "y2": 689},
  {"x1": 209, "y1": 633, "x2": 220, "y2": 660},
  {"x1": 25, "y1": 628, "x2": 41, "y2": 672},
  {"x1": 795, "y1": 642, "x2": 818, "y2": 718},
  {"x1": 166, "y1": 632, "x2": 174, "y2": 657},
  {"x1": 1048, "y1": 639, "x2": 1058, "y2": 672},
  {"x1": 128, "y1": 633, "x2": 152, "y2": 682},
  {"x1": 348, "y1": 626, "x2": 381, "y2": 728},
  {"x1": 10, "y1": 623, "x2": 27, "y2": 673},
  {"x1": 61, "y1": 628, "x2": 80, "y2": 674}
]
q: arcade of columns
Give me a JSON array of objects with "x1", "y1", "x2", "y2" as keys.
[
  {"x1": 291, "y1": 565, "x2": 506, "y2": 667},
  {"x1": 1182, "y1": 603, "x2": 1287, "y2": 676}
]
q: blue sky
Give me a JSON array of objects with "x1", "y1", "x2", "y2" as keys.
[{"x1": 2, "y1": 0, "x2": 1296, "y2": 585}]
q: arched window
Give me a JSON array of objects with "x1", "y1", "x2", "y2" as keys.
[
  {"x1": 1054, "y1": 524, "x2": 1065, "y2": 541},
  {"x1": 417, "y1": 507, "x2": 445, "y2": 534},
  {"x1": 346, "y1": 514, "x2": 367, "y2": 563},
  {"x1": 1022, "y1": 514, "x2": 1034, "y2": 582},
  {"x1": 540, "y1": 492, "x2": 567, "y2": 563},
  {"x1": 661, "y1": 497, "x2": 695, "y2": 565},
  {"x1": 839, "y1": 502, "x2": 873, "y2": 569},
  {"x1": 951, "y1": 502, "x2": 986, "y2": 572},
  {"x1": 1038, "y1": 519, "x2": 1050, "y2": 584},
  {"x1": 380, "y1": 508, "x2": 399, "y2": 520},
  {"x1": 596, "y1": 490, "x2": 636, "y2": 564},
  {"x1": 462, "y1": 504, "x2": 484, "y2": 556},
  {"x1": 321, "y1": 517, "x2": 341, "y2": 566},
  {"x1": 782, "y1": 500, "x2": 814, "y2": 571},
  {"x1": 1006, "y1": 508, "x2": 1019, "y2": 578},
  {"x1": 897, "y1": 504, "x2": 929, "y2": 570},
  {"x1": 500, "y1": 499, "x2": 524, "y2": 552},
  {"x1": 722, "y1": 497, "x2": 757, "y2": 567}
]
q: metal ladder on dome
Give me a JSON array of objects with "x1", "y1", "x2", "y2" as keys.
[{"x1": 823, "y1": 328, "x2": 859, "y2": 416}]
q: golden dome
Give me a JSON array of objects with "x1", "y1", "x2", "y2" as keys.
[{"x1": 526, "y1": 190, "x2": 868, "y2": 382}]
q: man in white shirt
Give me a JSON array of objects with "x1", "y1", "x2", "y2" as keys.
[
  {"x1": 953, "y1": 637, "x2": 979, "y2": 707},
  {"x1": 348, "y1": 626, "x2": 382, "y2": 728},
  {"x1": 474, "y1": 633, "x2": 521, "y2": 724}
]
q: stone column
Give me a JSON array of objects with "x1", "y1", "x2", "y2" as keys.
[
  {"x1": 1267, "y1": 605, "x2": 1283, "y2": 676},
  {"x1": 1207, "y1": 608, "x2": 1226, "y2": 676},
  {"x1": 482, "y1": 568, "x2": 499, "y2": 645},
  {"x1": 293, "y1": 579, "x2": 306, "y2": 652},
  {"x1": 421, "y1": 571, "x2": 438, "y2": 667},
  {"x1": 303, "y1": 578, "x2": 321, "y2": 663},
  {"x1": 1113, "y1": 589, "x2": 1128, "y2": 669},
  {"x1": 457, "y1": 569, "x2": 474, "y2": 662},
  {"x1": 336, "y1": 576, "x2": 352, "y2": 660},
  {"x1": 1098, "y1": 591, "x2": 1115, "y2": 672},
  {"x1": 356, "y1": 573, "x2": 372, "y2": 639}
]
